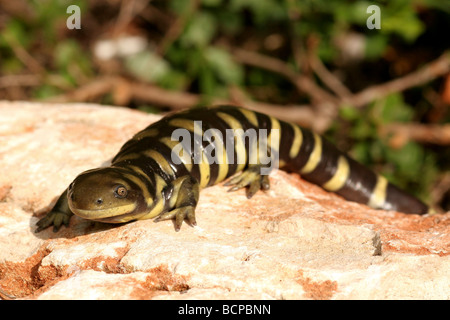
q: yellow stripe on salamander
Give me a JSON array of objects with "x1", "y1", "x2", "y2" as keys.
[
  {"x1": 142, "y1": 149, "x2": 175, "y2": 177},
  {"x1": 268, "y1": 117, "x2": 281, "y2": 152},
  {"x1": 368, "y1": 175, "x2": 388, "y2": 209},
  {"x1": 122, "y1": 165, "x2": 155, "y2": 207},
  {"x1": 160, "y1": 136, "x2": 193, "y2": 171},
  {"x1": 289, "y1": 124, "x2": 303, "y2": 159},
  {"x1": 213, "y1": 135, "x2": 229, "y2": 183},
  {"x1": 169, "y1": 118, "x2": 211, "y2": 187},
  {"x1": 238, "y1": 108, "x2": 259, "y2": 127},
  {"x1": 217, "y1": 112, "x2": 247, "y2": 172},
  {"x1": 301, "y1": 133, "x2": 322, "y2": 174},
  {"x1": 132, "y1": 128, "x2": 159, "y2": 141},
  {"x1": 322, "y1": 156, "x2": 350, "y2": 192},
  {"x1": 139, "y1": 175, "x2": 167, "y2": 220}
]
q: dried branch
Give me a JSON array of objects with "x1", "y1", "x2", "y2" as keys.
[
  {"x1": 2, "y1": 33, "x2": 45, "y2": 74},
  {"x1": 232, "y1": 48, "x2": 450, "y2": 111},
  {"x1": 308, "y1": 53, "x2": 352, "y2": 99},
  {"x1": 39, "y1": 44, "x2": 450, "y2": 138},
  {"x1": 232, "y1": 48, "x2": 339, "y2": 105},
  {"x1": 43, "y1": 76, "x2": 318, "y2": 127},
  {"x1": 430, "y1": 172, "x2": 450, "y2": 211},
  {"x1": 381, "y1": 123, "x2": 450, "y2": 146},
  {"x1": 42, "y1": 69, "x2": 450, "y2": 144},
  {"x1": 45, "y1": 77, "x2": 116, "y2": 102},
  {"x1": 347, "y1": 52, "x2": 450, "y2": 108},
  {"x1": 156, "y1": 0, "x2": 200, "y2": 56},
  {"x1": 0, "y1": 74, "x2": 41, "y2": 88},
  {"x1": 113, "y1": 0, "x2": 149, "y2": 36}
]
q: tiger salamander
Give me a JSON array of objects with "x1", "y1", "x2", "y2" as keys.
[{"x1": 36, "y1": 105, "x2": 430, "y2": 232}]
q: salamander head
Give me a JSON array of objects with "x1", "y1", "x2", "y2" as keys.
[{"x1": 67, "y1": 167, "x2": 149, "y2": 223}]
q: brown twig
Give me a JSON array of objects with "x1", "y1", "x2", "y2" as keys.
[
  {"x1": 44, "y1": 77, "x2": 116, "y2": 102},
  {"x1": 112, "y1": 0, "x2": 148, "y2": 36},
  {"x1": 156, "y1": 0, "x2": 200, "y2": 56},
  {"x1": 381, "y1": 123, "x2": 450, "y2": 146},
  {"x1": 40, "y1": 42, "x2": 450, "y2": 136},
  {"x1": 308, "y1": 53, "x2": 353, "y2": 99},
  {"x1": 43, "y1": 73, "x2": 450, "y2": 142},
  {"x1": 430, "y1": 173, "x2": 450, "y2": 211},
  {"x1": 232, "y1": 48, "x2": 450, "y2": 111},
  {"x1": 347, "y1": 51, "x2": 450, "y2": 108},
  {"x1": 0, "y1": 74, "x2": 42, "y2": 88},
  {"x1": 232, "y1": 48, "x2": 339, "y2": 105},
  {"x1": 42, "y1": 76, "x2": 318, "y2": 127},
  {"x1": 2, "y1": 33, "x2": 45, "y2": 74}
]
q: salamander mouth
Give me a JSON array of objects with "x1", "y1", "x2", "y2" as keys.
[
  {"x1": 91, "y1": 213, "x2": 138, "y2": 224},
  {"x1": 69, "y1": 203, "x2": 137, "y2": 222}
]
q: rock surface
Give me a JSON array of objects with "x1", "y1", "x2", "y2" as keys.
[{"x1": 0, "y1": 101, "x2": 448, "y2": 300}]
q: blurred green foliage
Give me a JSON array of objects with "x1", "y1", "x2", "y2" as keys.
[{"x1": 0, "y1": 0, "x2": 448, "y2": 208}]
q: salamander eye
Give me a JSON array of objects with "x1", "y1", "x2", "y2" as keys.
[{"x1": 114, "y1": 185, "x2": 128, "y2": 198}]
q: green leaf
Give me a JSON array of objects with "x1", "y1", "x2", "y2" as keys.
[
  {"x1": 350, "y1": 120, "x2": 375, "y2": 140},
  {"x1": 335, "y1": 1, "x2": 374, "y2": 25},
  {"x1": 156, "y1": 70, "x2": 188, "y2": 90},
  {"x1": 378, "y1": 93, "x2": 414, "y2": 123},
  {"x1": 352, "y1": 142, "x2": 372, "y2": 165},
  {"x1": 33, "y1": 84, "x2": 61, "y2": 99},
  {"x1": 124, "y1": 51, "x2": 170, "y2": 82},
  {"x1": 385, "y1": 142, "x2": 424, "y2": 180},
  {"x1": 382, "y1": 6, "x2": 425, "y2": 42},
  {"x1": 169, "y1": 0, "x2": 193, "y2": 14},
  {"x1": 216, "y1": 11, "x2": 243, "y2": 35},
  {"x1": 339, "y1": 105, "x2": 361, "y2": 121},
  {"x1": 54, "y1": 39, "x2": 93, "y2": 82},
  {"x1": 199, "y1": 63, "x2": 215, "y2": 95},
  {"x1": 55, "y1": 40, "x2": 81, "y2": 68},
  {"x1": 229, "y1": 0, "x2": 287, "y2": 25},
  {"x1": 204, "y1": 47, "x2": 243, "y2": 85},
  {"x1": 180, "y1": 12, "x2": 217, "y2": 48},
  {"x1": 202, "y1": 0, "x2": 222, "y2": 6},
  {"x1": 0, "y1": 19, "x2": 30, "y2": 48},
  {"x1": 364, "y1": 34, "x2": 388, "y2": 60}
]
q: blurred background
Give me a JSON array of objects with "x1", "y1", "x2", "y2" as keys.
[{"x1": 0, "y1": 0, "x2": 449, "y2": 211}]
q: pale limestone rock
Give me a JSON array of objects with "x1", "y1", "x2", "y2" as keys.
[
  {"x1": 37, "y1": 270, "x2": 151, "y2": 300},
  {"x1": 0, "y1": 101, "x2": 448, "y2": 300}
]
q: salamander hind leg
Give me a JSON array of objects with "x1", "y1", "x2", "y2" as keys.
[
  {"x1": 224, "y1": 165, "x2": 270, "y2": 199},
  {"x1": 35, "y1": 189, "x2": 74, "y2": 233},
  {"x1": 154, "y1": 176, "x2": 200, "y2": 231}
]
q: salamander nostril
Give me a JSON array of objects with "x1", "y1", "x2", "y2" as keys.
[{"x1": 95, "y1": 198, "x2": 103, "y2": 205}]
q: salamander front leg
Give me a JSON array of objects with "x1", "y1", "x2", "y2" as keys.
[
  {"x1": 35, "y1": 188, "x2": 74, "y2": 233},
  {"x1": 154, "y1": 176, "x2": 200, "y2": 231},
  {"x1": 224, "y1": 165, "x2": 270, "y2": 199}
]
